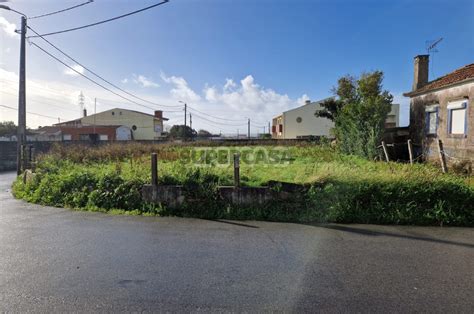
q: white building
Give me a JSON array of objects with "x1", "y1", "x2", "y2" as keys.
[
  {"x1": 272, "y1": 99, "x2": 334, "y2": 139},
  {"x1": 56, "y1": 108, "x2": 168, "y2": 140},
  {"x1": 272, "y1": 99, "x2": 400, "y2": 139}
]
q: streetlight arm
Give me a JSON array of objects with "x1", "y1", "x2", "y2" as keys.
[{"x1": 0, "y1": 5, "x2": 27, "y2": 17}]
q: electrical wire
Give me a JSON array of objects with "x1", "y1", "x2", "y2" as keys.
[
  {"x1": 27, "y1": 0, "x2": 170, "y2": 38},
  {"x1": 27, "y1": 26, "x2": 181, "y2": 109},
  {"x1": 29, "y1": 0, "x2": 94, "y2": 20},
  {"x1": 30, "y1": 42, "x2": 171, "y2": 113},
  {"x1": 0, "y1": 90, "x2": 79, "y2": 113},
  {"x1": 192, "y1": 112, "x2": 247, "y2": 127},
  {"x1": 187, "y1": 104, "x2": 248, "y2": 122},
  {"x1": 0, "y1": 104, "x2": 67, "y2": 120}
]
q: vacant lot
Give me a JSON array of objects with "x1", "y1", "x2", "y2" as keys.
[{"x1": 13, "y1": 143, "x2": 474, "y2": 225}]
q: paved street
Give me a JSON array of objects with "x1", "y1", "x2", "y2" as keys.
[{"x1": 0, "y1": 171, "x2": 473, "y2": 312}]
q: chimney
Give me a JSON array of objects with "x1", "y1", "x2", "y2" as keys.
[
  {"x1": 305, "y1": 100, "x2": 311, "y2": 105},
  {"x1": 154, "y1": 110, "x2": 163, "y2": 119},
  {"x1": 83, "y1": 109, "x2": 87, "y2": 117},
  {"x1": 413, "y1": 55, "x2": 429, "y2": 91}
]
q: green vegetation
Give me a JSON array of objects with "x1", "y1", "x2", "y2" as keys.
[
  {"x1": 316, "y1": 71, "x2": 393, "y2": 159},
  {"x1": 12, "y1": 143, "x2": 474, "y2": 226}
]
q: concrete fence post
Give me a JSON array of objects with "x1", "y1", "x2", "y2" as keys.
[
  {"x1": 234, "y1": 153, "x2": 240, "y2": 188},
  {"x1": 31, "y1": 146, "x2": 36, "y2": 172},
  {"x1": 151, "y1": 153, "x2": 158, "y2": 186},
  {"x1": 381, "y1": 141, "x2": 390, "y2": 162},
  {"x1": 21, "y1": 145, "x2": 28, "y2": 172},
  {"x1": 437, "y1": 139, "x2": 448, "y2": 173},
  {"x1": 407, "y1": 139, "x2": 414, "y2": 165}
]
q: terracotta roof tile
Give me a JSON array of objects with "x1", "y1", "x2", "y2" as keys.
[{"x1": 404, "y1": 63, "x2": 474, "y2": 96}]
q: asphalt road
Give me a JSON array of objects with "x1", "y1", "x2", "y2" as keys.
[{"x1": 0, "y1": 171, "x2": 473, "y2": 312}]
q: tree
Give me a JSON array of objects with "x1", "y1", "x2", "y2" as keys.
[
  {"x1": 169, "y1": 125, "x2": 196, "y2": 140},
  {"x1": 317, "y1": 71, "x2": 393, "y2": 159},
  {"x1": 0, "y1": 121, "x2": 17, "y2": 137}
]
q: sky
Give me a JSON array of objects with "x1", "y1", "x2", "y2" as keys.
[{"x1": 0, "y1": 0, "x2": 473, "y2": 134}]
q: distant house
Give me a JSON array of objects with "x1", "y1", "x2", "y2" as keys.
[
  {"x1": 271, "y1": 99, "x2": 400, "y2": 139},
  {"x1": 385, "y1": 103, "x2": 400, "y2": 128},
  {"x1": 272, "y1": 99, "x2": 334, "y2": 139},
  {"x1": 403, "y1": 55, "x2": 473, "y2": 160},
  {"x1": 29, "y1": 125, "x2": 131, "y2": 142},
  {"x1": 55, "y1": 108, "x2": 168, "y2": 140}
]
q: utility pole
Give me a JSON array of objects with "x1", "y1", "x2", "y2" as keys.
[
  {"x1": 268, "y1": 121, "x2": 271, "y2": 134},
  {"x1": 17, "y1": 15, "x2": 26, "y2": 175},
  {"x1": 178, "y1": 101, "x2": 187, "y2": 126},
  {"x1": 184, "y1": 103, "x2": 187, "y2": 126},
  {"x1": 189, "y1": 113, "x2": 192, "y2": 130},
  {"x1": 247, "y1": 118, "x2": 250, "y2": 139},
  {"x1": 93, "y1": 98, "x2": 97, "y2": 135},
  {"x1": 0, "y1": 5, "x2": 27, "y2": 174}
]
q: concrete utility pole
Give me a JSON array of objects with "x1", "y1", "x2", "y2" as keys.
[
  {"x1": 178, "y1": 101, "x2": 187, "y2": 126},
  {"x1": 268, "y1": 122, "x2": 271, "y2": 134},
  {"x1": 17, "y1": 15, "x2": 26, "y2": 175},
  {"x1": 1, "y1": 4, "x2": 28, "y2": 175},
  {"x1": 247, "y1": 118, "x2": 250, "y2": 139},
  {"x1": 189, "y1": 113, "x2": 192, "y2": 130}
]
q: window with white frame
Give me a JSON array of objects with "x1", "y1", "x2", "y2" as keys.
[
  {"x1": 425, "y1": 105, "x2": 438, "y2": 135},
  {"x1": 447, "y1": 100, "x2": 468, "y2": 135}
]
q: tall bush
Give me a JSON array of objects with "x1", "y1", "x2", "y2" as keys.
[{"x1": 317, "y1": 71, "x2": 392, "y2": 159}]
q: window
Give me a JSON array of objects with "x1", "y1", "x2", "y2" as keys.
[
  {"x1": 132, "y1": 125, "x2": 137, "y2": 131},
  {"x1": 425, "y1": 105, "x2": 438, "y2": 135},
  {"x1": 63, "y1": 134, "x2": 72, "y2": 141},
  {"x1": 296, "y1": 117, "x2": 302, "y2": 123},
  {"x1": 99, "y1": 134, "x2": 108, "y2": 141},
  {"x1": 447, "y1": 100, "x2": 468, "y2": 135},
  {"x1": 112, "y1": 111, "x2": 115, "y2": 116}
]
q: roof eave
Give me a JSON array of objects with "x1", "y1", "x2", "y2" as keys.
[{"x1": 403, "y1": 77, "x2": 474, "y2": 98}]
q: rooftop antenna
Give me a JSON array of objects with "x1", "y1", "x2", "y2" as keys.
[{"x1": 425, "y1": 37, "x2": 443, "y2": 80}]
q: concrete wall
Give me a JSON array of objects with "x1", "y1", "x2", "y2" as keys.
[
  {"x1": 0, "y1": 142, "x2": 54, "y2": 172},
  {"x1": 410, "y1": 81, "x2": 474, "y2": 161},
  {"x1": 142, "y1": 185, "x2": 285, "y2": 208}
]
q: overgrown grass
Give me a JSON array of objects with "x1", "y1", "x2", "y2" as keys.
[{"x1": 12, "y1": 143, "x2": 474, "y2": 226}]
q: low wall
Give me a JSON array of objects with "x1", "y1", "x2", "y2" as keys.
[
  {"x1": 0, "y1": 141, "x2": 54, "y2": 172},
  {"x1": 141, "y1": 184, "x2": 294, "y2": 207}
]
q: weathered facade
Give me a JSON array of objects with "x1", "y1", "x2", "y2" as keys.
[{"x1": 404, "y1": 55, "x2": 473, "y2": 161}]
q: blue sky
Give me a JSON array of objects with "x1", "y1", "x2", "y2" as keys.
[{"x1": 1, "y1": 0, "x2": 473, "y2": 132}]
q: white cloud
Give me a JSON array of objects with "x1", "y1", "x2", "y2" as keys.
[
  {"x1": 133, "y1": 74, "x2": 160, "y2": 88},
  {"x1": 121, "y1": 78, "x2": 128, "y2": 84},
  {"x1": 160, "y1": 71, "x2": 201, "y2": 102},
  {"x1": 203, "y1": 74, "x2": 294, "y2": 114},
  {"x1": 64, "y1": 64, "x2": 85, "y2": 76},
  {"x1": 296, "y1": 94, "x2": 310, "y2": 106},
  {"x1": 0, "y1": 17, "x2": 16, "y2": 38},
  {"x1": 224, "y1": 78, "x2": 236, "y2": 91}
]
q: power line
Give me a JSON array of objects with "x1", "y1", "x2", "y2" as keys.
[
  {"x1": 192, "y1": 112, "x2": 247, "y2": 127},
  {"x1": 27, "y1": 0, "x2": 170, "y2": 38},
  {"x1": 29, "y1": 0, "x2": 94, "y2": 20},
  {"x1": 187, "y1": 104, "x2": 248, "y2": 122},
  {"x1": 0, "y1": 104, "x2": 65, "y2": 120},
  {"x1": 30, "y1": 42, "x2": 170, "y2": 113},
  {"x1": 27, "y1": 26, "x2": 181, "y2": 109},
  {"x1": 0, "y1": 90, "x2": 79, "y2": 113}
]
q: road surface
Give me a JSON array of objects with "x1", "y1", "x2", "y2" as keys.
[{"x1": 0, "y1": 171, "x2": 473, "y2": 312}]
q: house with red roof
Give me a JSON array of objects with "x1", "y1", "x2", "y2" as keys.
[{"x1": 404, "y1": 55, "x2": 473, "y2": 161}]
